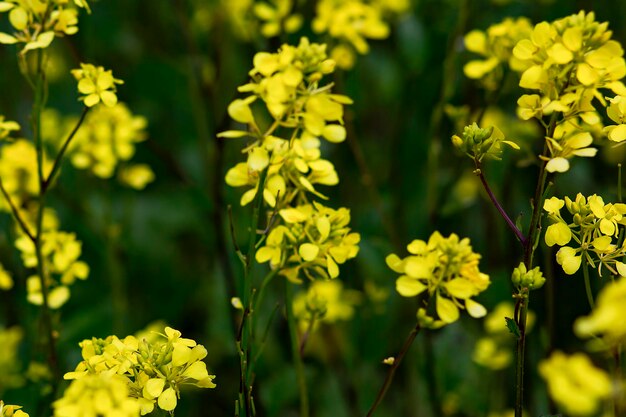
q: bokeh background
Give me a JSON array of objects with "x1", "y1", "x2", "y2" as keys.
[{"x1": 1, "y1": 0, "x2": 625, "y2": 416}]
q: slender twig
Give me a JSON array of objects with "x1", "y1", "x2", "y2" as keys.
[
  {"x1": 41, "y1": 106, "x2": 89, "y2": 193},
  {"x1": 582, "y1": 259, "x2": 594, "y2": 310},
  {"x1": 514, "y1": 293, "x2": 528, "y2": 417},
  {"x1": 475, "y1": 163, "x2": 527, "y2": 245},
  {"x1": 285, "y1": 281, "x2": 309, "y2": 417},
  {"x1": 0, "y1": 178, "x2": 35, "y2": 242},
  {"x1": 366, "y1": 321, "x2": 423, "y2": 417}
]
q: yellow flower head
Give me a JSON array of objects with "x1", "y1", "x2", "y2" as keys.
[
  {"x1": 0, "y1": 116, "x2": 20, "y2": 141},
  {"x1": 0, "y1": 0, "x2": 89, "y2": 54},
  {"x1": 0, "y1": 401, "x2": 29, "y2": 417},
  {"x1": 604, "y1": 95, "x2": 626, "y2": 142},
  {"x1": 538, "y1": 351, "x2": 611, "y2": 416},
  {"x1": 387, "y1": 232, "x2": 490, "y2": 326},
  {"x1": 256, "y1": 202, "x2": 360, "y2": 282},
  {"x1": 293, "y1": 280, "x2": 362, "y2": 329},
  {"x1": 72, "y1": 63, "x2": 123, "y2": 107}
]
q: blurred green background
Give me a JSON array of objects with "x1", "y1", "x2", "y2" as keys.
[{"x1": 1, "y1": 0, "x2": 626, "y2": 416}]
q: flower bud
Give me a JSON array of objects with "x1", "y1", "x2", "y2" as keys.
[{"x1": 511, "y1": 262, "x2": 545, "y2": 290}]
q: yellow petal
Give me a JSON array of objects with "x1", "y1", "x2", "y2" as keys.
[
  {"x1": 465, "y1": 299, "x2": 487, "y2": 318},
  {"x1": 157, "y1": 387, "x2": 177, "y2": 411},
  {"x1": 247, "y1": 147, "x2": 269, "y2": 172},
  {"x1": 545, "y1": 222, "x2": 572, "y2": 246},
  {"x1": 322, "y1": 124, "x2": 346, "y2": 143},
  {"x1": 84, "y1": 93, "x2": 100, "y2": 107},
  {"x1": 100, "y1": 91, "x2": 118, "y2": 107},
  {"x1": 577, "y1": 63, "x2": 599, "y2": 86},
  {"x1": 436, "y1": 293, "x2": 459, "y2": 324},
  {"x1": 182, "y1": 361, "x2": 209, "y2": 380},
  {"x1": 144, "y1": 378, "x2": 165, "y2": 399},
  {"x1": 396, "y1": 276, "x2": 426, "y2": 297},
  {"x1": 48, "y1": 286, "x2": 70, "y2": 309},
  {"x1": 445, "y1": 278, "x2": 476, "y2": 299},
  {"x1": 545, "y1": 157, "x2": 569, "y2": 173},
  {"x1": 172, "y1": 344, "x2": 191, "y2": 367},
  {"x1": 299, "y1": 243, "x2": 319, "y2": 261}
]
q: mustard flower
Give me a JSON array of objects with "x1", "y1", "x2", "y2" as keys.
[
  {"x1": 538, "y1": 351, "x2": 612, "y2": 416},
  {"x1": 0, "y1": 116, "x2": 19, "y2": 141},
  {"x1": 0, "y1": 0, "x2": 88, "y2": 54},
  {"x1": 387, "y1": 232, "x2": 490, "y2": 325},
  {"x1": 53, "y1": 373, "x2": 141, "y2": 417},
  {"x1": 72, "y1": 63, "x2": 123, "y2": 107},
  {"x1": 575, "y1": 276, "x2": 626, "y2": 350},
  {"x1": 293, "y1": 280, "x2": 361, "y2": 330},
  {"x1": 543, "y1": 125, "x2": 597, "y2": 173},
  {"x1": 253, "y1": 0, "x2": 302, "y2": 37},
  {"x1": 256, "y1": 202, "x2": 360, "y2": 282},
  {"x1": 544, "y1": 193, "x2": 626, "y2": 276},
  {"x1": 463, "y1": 17, "x2": 533, "y2": 89},
  {"x1": 0, "y1": 402, "x2": 29, "y2": 417},
  {"x1": 0, "y1": 263, "x2": 13, "y2": 290},
  {"x1": 65, "y1": 326, "x2": 216, "y2": 415},
  {"x1": 604, "y1": 95, "x2": 626, "y2": 142},
  {"x1": 118, "y1": 164, "x2": 155, "y2": 190}
]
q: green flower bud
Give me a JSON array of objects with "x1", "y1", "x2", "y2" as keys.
[{"x1": 511, "y1": 262, "x2": 545, "y2": 290}]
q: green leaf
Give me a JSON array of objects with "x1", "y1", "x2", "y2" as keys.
[{"x1": 505, "y1": 317, "x2": 520, "y2": 339}]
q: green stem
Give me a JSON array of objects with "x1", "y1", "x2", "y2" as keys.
[
  {"x1": 514, "y1": 294, "x2": 528, "y2": 417},
  {"x1": 285, "y1": 281, "x2": 309, "y2": 417},
  {"x1": 366, "y1": 321, "x2": 423, "y2": 417},
  {"x1": 42, "y1": 106, "x2": 90, "y2": 193},
  {"x1": 31, "y1": 49, "x2": 59, "y2": 389},
  {"x1": 0, "y1": 178, "x2": 35, "y2": 241},
  {"x1": 582, "y1": 259, "x2": 594, "y2": 310}
]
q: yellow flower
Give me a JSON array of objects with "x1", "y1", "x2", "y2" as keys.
[
  {"x1": 0, "y1": 115, "x2": 20, "y2": 141},
  {"x1": 72, "y1": 63, "x2": 123, "y2": 107},
  {"x1": 388, "y1": 232, "x2": 490, "y2": 325},
  {"x1": 604, "y1": 95, "x2": 626, "y2": 142},
  {"x1": 118, "y1": 164, "x2": 155, "y2": 190},
  {"x1": 538, "y1": 351, "x2": 611, "y2": 416},
  {"x1": 293, "y1": 280, "x2": 361, "y2": 330},
  {"x1": 1, "y1": 401, "x2": 29, "y2": 417}
]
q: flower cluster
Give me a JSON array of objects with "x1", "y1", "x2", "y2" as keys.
[
  {"x1": 543, "y1": 194, "x2": 626, "y2": 275},
  {"x1": 0, "y1": 0, "x2": 89, "y2": 54},
  {"x1": 256, "y1": 203, "x2": 360, "y2": 282},
  {"x1": 64, "y1": 326, "x2": 216, "y2": 415},
  {"x1": 574, "y1": 276, "x2": 626, "y2": 350},
  {"x1": 14, "y1": 208, "x2": 89, "y2": 309},
  {"x1": 53, "y1": 374, "x2": 141, "y2": 417},
  {"x1": 0, "y1": 402, "x2": 28, "y2": 417},
  {"x1": 604, "y1": 94, "x2": 626, "y2": 142},
  {"x1": 72, "y1": 63, "x2": 123, "y2": 108},
  {"x1": 42, "y1": 104, "x2": 153, "y2": 187},
  {"x1": 510, "y1": 262, "x2": 545, "y2": 290},
  {"x1": 511, "y1": 11, "x2": 626, "y2": 172},
  {"x1": 538, "y1": 351, "x2": 612, "y2": 416},
  {"x1": 252, "y1": 0, "x2": 302, "y2": 38},
  {"x1": 463, "y1": 17, "x2": 533, "y2": 90},
  {"x1": 292, "y1": 279, "x2": 361, "y2": 330},
  {"x1": 0, "y1": 327, "x2": 25, "y2": 392},
  {"x1": 451, "y1": 123, "x2": 519, "y2": 163},
  {"x1": 387, "y1": 232, "x2": 490, "y2": 326}
]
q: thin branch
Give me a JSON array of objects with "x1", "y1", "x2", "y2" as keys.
[
  {"x1": 0, "y1": 178, "x2": 35, "y2": 242},
  {"x1": 42, "y1": 106, "x2": 89, "y2": 193},
  {"x1": 474, "y1": 163, "x2": 527, "y2": 245}
]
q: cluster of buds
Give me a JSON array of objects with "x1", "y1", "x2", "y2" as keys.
[
  {"x1": 511, "y1": 262, "x2": 545, "y2": 290},
  {"x1": 64, "y1": 326, "x2": 216, "y2": 415},
  {"x1": 544, "y1": 194, "x2": 626, "y2": 275},
  {"x1": 452, "y1": 123, "x2": 519, "y2": 163},
  {"x1": 387, "y1": 232, "x2": 490, "y2": 326}
]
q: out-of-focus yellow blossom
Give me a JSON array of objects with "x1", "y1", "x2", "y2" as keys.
[
  {"x1": 0, "y1": 263, "x2": 13, "y2": 290},
  {"x1": 42, "y1": 104, "x2": 149, "y2": 182},
  {"x1": 0, "y1": 116, "x2": 19, "y2": 141},
  {"x1": 293, "y1": 280, "x2": 361, "y2": 330},
  {"x1": 604, "y1": 95, "x2": 626, "y2": 142},
  {"x1": 53, "y1": 373, "x2": 141, "y2": 417},
  {"x1": 452, "y1": 123, "x2": 519, "y2": 163},
  {"x1": 13, "y1": 208, "x2": 89, "y2": 309},
  {"x1": 0, "y1": 327, "x2": 25, "y2": 392},
  {"x1": 65, "y1": 326, "x2": 216, "y2": 415},
  {"x1": 0, "y1": 401, "x2": 29, "y2": 417},
  {"x1": 312, "y1": 0, "x2": 409, "y2": 69},
  {"x1": 256, "y1": 202, "x2": 360, "y2": 282},
  {"x1": 538, "y1": 351, "x2": 612, "y2": 416},
  {"x1": 253, "y1": 0, "x2": 302, "y2": 38},
  {"x1": 464, "y1": 17, "x2": 533, "y2": 90},
  {"x1": 117, "y1": 164, "x2": 155, "y2": 190},
  {"x1": 0, "y1": 0, "x2": 89, "y2": 54},
  {"x1": 222, "y1": 38, "x2": 351, "y2": 207},
  {"x1": 544, "y1": 193, "x2": 626, "y2": 276},
  {"x1": 387, "y1": 232, "x2": 490, "y2": 326},
  {"x1": 0, "y1": 139, "x2": 51, "y2": 211},
  {"x1": 473, "y1": 302, "x2": 535, "y2": 370},
  {"x1": 71, "y1": 63, "x2": 123, "y2": 108},
  {"x1": 575, "y1": 276, "x2": 626, "y2": 350}
]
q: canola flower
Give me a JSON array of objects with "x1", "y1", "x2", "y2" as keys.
[
  {"x1": 64, "y1": 326, "x2": 216, "y2": 415},
  {"x1": 256, "y1": 202, "x2": 360, "y2": 282},
  {"x1": 463, "y1": 17, "x2": 533, "y2": 90},
  {"x1": 222, "y1": 37, "x2": 353, "y2": 211},
  {"x1": 538, "y1": 351, "x2": 612, "y2": 416},
  {"x1": 293, "y1": 279, "x2": 361, "y2": 330},
  {"x1": 0, "y1": 402, "x2": 28, "y2": 417},
  {"x1": 220, "y1": 0, "x2": 301, "y2": 40},
  {"x1": 510, "y1": 11, "x2": 626, "y2": 172},
  {"x1": 574, "y1": 276, "x2": 626, "y2": 350},
  {"x1": 387, "y1": 232, "x2": 490, "y2": 326},
  {"x1": 543, "y1": 194, "x2": 626, "y2": 276},
  {"x1": 0, "y1": 0, "x2": 89, "y2": 54},
  {"x1": 72, "y1": 63, "x2": 123, "y2": 108}
]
